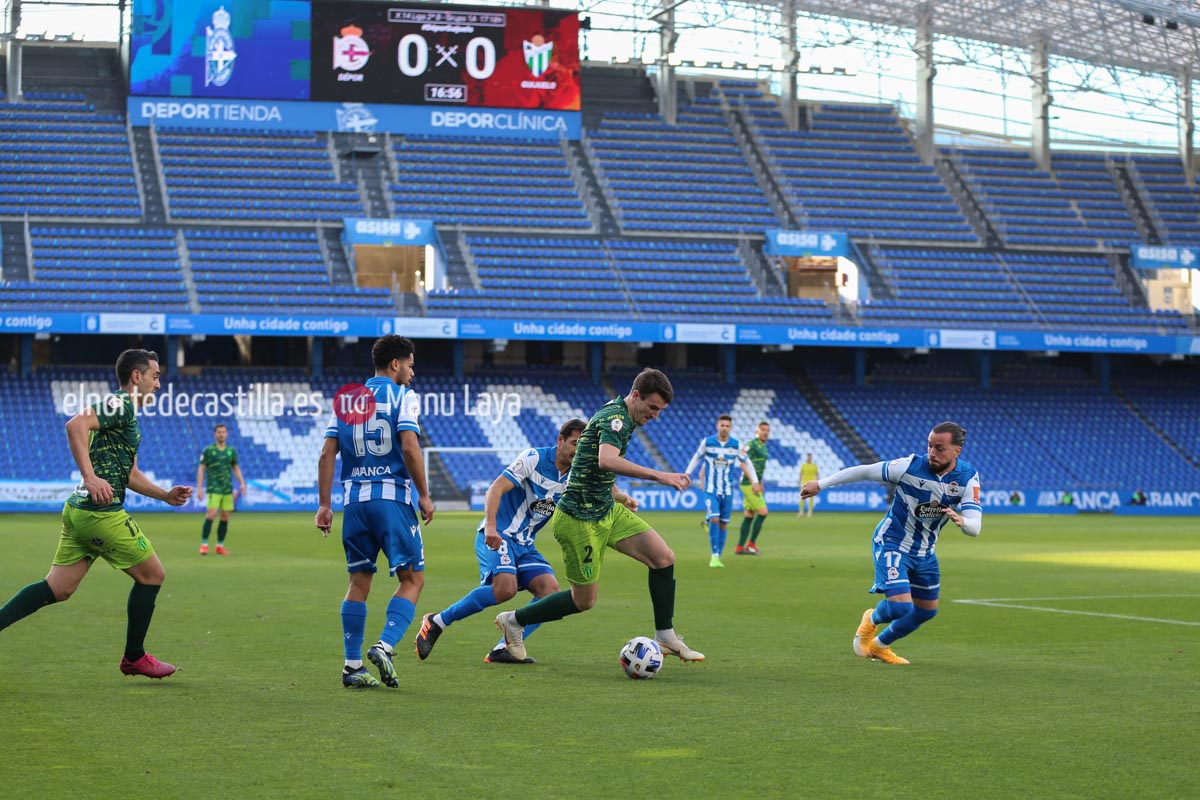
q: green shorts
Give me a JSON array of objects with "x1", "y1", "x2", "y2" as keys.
[
  {"x1": 741, "y1": 484, "x2": 767, "y2": 513},
  {"x1": 552, "y1": 503, "x2": 651, "y2": 586},
  {"x1": 54, "y1": 504, "x2": 155, "y2": 570},
  {"x1": 206, "y1": 493, "x2": 235, "y2": 512}
]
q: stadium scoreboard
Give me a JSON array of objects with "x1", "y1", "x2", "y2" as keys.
[{"x1": 131, "y1": 0, "x2": 580, "y2": 111}]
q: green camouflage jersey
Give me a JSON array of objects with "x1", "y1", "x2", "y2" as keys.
[
  {"x1": 67, "y1": 390, "x2": 140, "y2": 512},
  {"x1": 200, "y1": 444, "x2": 239, "y2": 495},
  {"x1": 742, "y1": 437, "x2": 769, "y2": 485},
  {"x1": 558, "y1": 396, "x2": 636, "y2": 522}
]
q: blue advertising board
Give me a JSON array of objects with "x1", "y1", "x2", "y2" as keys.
[
  {"x1": 763, "y1": 229, "x2": 849, "y2": 258},
  {"x1": 1130, "y1": 243, "x2": 1200, "y2": 270}
]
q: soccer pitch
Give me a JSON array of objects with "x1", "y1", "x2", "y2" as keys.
[{"x1": 1, "y1": 511, "x2": 1194, "y2": 799}]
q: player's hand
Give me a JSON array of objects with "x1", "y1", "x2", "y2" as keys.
[
  {"x1": 165, "y1": 485, "x2": 192, "y2": 507},
  {"x1": 752, "y1": 481, "x2": 763, "y2": 496},
  {"x1": 484, "y1": 527, "x2": 502, "y2": 550},
  {"x1": 418, "y1": 495, "x2": 435, "y2": 525},
  {"x1": 84, "y1": 475, "x2": 114, "y2": 506},
  {"x1": 315, "y1": 505, "x2": 333, "y2": 537},
  {"x1": 800, "y1": 480, "x2": 821, "y2": 499},
  {"x1": 659, "y1": 472, "x2": 690, "y2": 491},
  {"x1": 621, "y1": 494, "x2": 639, "y2": 512},
  {"x1": 941, "y1": 506, "x2": 963, "y2": 526},
  {"x1": 196, "y1": 488, "x2": 204, "y2": 502}
]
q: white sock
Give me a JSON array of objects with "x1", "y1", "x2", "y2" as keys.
[
  {"x1": 344, "y1": 659, "x2": 363, "y2": 670},
  {"x1": 374, "y1": 640, "x2": 393, "y2": 655},
  {"x1": 655, "y1": 628, "x2": 675, "y2": 641},
  {"x1": 432, "y1": 613, "x2": 446, "y2": 629}
]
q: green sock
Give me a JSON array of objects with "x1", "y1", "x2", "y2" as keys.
[
  {"x1": 515, "y1": 590, "x2": 580, "y2": 626},
  {"x1": 0, "y1": 580, "x2": 58, "y2": 632},
  {"x1": 201, "y1": 519, "x2": 213, "y2": 543},
  {"x1": 217, "y1": 520, "x2": 228, "y2": 544},
  {"x1": 737, "y1": 516, "x2": 753, "y2": 547},
  {"x1": 648, "y1": 565, "x2": 675, "y2": 630},
  {"x1": 124, "y1": 583, "x2": 161, "y2": 662},
  {"x1": 750, "y1": 514, "x2": 766, "y2": 543}
]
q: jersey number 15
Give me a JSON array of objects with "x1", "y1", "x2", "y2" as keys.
[{"x1": 353, "y1": 413, "x2": 393, "y2": 457}]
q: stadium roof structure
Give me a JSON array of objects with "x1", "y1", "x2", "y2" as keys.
[{"x1": 766, "y1": 0, "x2": 1200, "y2": 77}]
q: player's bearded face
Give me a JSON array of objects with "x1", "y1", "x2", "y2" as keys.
[{"x1": 927, "y1": 433, "x2": 960, "y2": 471}]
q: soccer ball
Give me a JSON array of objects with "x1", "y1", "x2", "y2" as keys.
[{"x1": 619, "y1": 636, "x2": 663, "y2": 679}]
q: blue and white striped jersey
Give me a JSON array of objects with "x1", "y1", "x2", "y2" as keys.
[
  {"x1": 324, "y1": 376, "x2": 421, "y2": 506},
  {"x1": 873, "y1": 454, "x2": 982, "y2": 557},
  {"x1": 685, "y1": 435, "x2": 747, "y2": 496},
  {"x1": 479, "y1": 445, "x2": 570, "y2": 546}
]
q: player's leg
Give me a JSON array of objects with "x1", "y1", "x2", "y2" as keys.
[
  {"x1": 340, "y1": 502, "x2": 379, "y2": 687},
  {"x1": 855, "y1": 540, "x2": 915, "y2": 664},
  {"x1": 704, "y1": 493, "x2": 722, "y2": 564},
  {"x1": 215, "y1": 495, "x2": 233, "y2": 554},
  {"x1": 200, "y1": 500, "x2": 218, "y2": 554},
  {"x1": 747, "y1": 504, "x2": 768, "y2": 554},
  {"x1": 737, "y1": 486, "x2": 755, "y2": 552},
  {"x1": 500, "y1": 512, "x2": 600, "y2": 659},
  {"x1": 713, "y1": 494, "x2": 733, "y2": 563},
  {"x1": 611, "y1": 509, "x2": 704, "y2": 662},
  {"x1": 486, "y1": 568, "x2": 558, "y2": 664},
  {"x1": 0, "y1": 552, "x2": 83, "y2": 631},
  {"x1": 100, "y1": 512, "x2": 175, "y2": 679},
  {"x1": 417, "y1": 532, "x2": 509, "y2": 659},
  {"x1": 367, "y1": 502, "x2": 422, "y2": 688},
  {"x1": 874, "y1": 554, "x2": 939, "y2": 656}
]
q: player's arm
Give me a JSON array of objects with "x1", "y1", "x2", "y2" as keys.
[
  {"x1": 399, "y1": 429, "x2": 434, "y2": 525},
  {"x1": 195, "y1": 460, "x2": 205, "y2": 501},
  {"x1": 943, "y1": 476, "x2": 983, "y2": 537},
  {"x1": 739, "y1": 454, "x2": 763, "y2": 494},
  {"x1": 315, "y1": 436, "x2": 338, "y2": 536},
  {"x1": 801, "y1": 460, "x2": 894, "y2": 498},
  {"x1": 611, "y1": 483, "x2": 638, "y2": 511},
  {"x1": 684, "y1": 438, "x2": 706, "y2": 477},
  {"x1": 232, "y1": 464, "x2": 247, "y2": 496},
  {"x1": 482, "y1": 473, "x2": 521, "y2": 550},
  {"x1": 128, "y1": 457, "x2": 192, "y2": 506},
  {"x1": 65, "y1": 406, "x2": 111, "y2": 506},
  {"x1": 598, "y1": 443, "x2": 689, "y2": 491}
]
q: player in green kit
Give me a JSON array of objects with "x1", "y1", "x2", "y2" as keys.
[
  {"x1": 494, "y1": 368, "x2": 706, "y2": 664},
  {"x1": 0, "y1": 349, "x2": 192, "y2": 678},
  {"x1": 736, "y1": 421, "x2": 771, "y2": 555},
  {"x1": 197, "y1": 423, "x2": 247, "y2": 555}
]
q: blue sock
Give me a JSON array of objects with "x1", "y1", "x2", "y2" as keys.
[
  {"x1": 378, "y1": 596, "x2": 416, "y2": 650},
  {"x1": 341, "y1": 600, "x2": 367, "y2": 661},
  {"x1": 871, "y1": 598, "x2": 912, "y2": 625},
  {"x1": 879, "y1": 606, "x2": 938, "y2": 646},
  {"x1": 718, "y1": 525, "x2": 728, "y2": 554},
  {"x1": 708, "y1": 521, "x2": 721, "y2": 554},
  {"x1": 441, "y1": 585, "x2": 499, "y2": 626}
]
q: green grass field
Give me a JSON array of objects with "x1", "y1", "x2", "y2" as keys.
[{"x1": 0, "y1": 510, "x2": 1195, "y2": 799}]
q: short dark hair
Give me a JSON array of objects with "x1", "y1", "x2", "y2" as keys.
[
  {"x1": 758, "y1": 420, "x2": 770, "y2": 427},
  {"x1": 213, "y1": 423, "x2": 227, "y2": 432},
  {"x1": 718, "y1": 414, "x2": 732, "y2": 423},
  {"x1": 631, "y1": 368, "x2": 673, "y2": 405},
  {"x1": 372, "y1": 335, "x2": 415, "y2": 371},
  {"x1": 932, "y1": 421, "x2": 966, "y2": 446},
  {"x1": 115, "y1": 349, "x2": 158, "y2": 385},
  {"x1": 559, "y1": 418, "x2": 586, "y2": 439}
]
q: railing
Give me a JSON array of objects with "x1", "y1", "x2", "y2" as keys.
[{"x1": 23, "y1": 212, "x2": 34, "y2": 280}]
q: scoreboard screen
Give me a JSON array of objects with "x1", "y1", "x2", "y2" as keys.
[{"x1": 310, "y1": 1, "x2": 580, "y2": 110}]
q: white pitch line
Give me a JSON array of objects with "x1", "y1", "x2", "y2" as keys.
[
  {"x1": 954, "y1": 599, "x2": 1200, "y2": 627},
  {"x1": 957, "y1": 594, "x2": 1200, "y2": 603}
]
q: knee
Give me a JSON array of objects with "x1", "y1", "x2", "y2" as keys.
[
  {"x1": 572, "y1": 593, "x2": 597, "y2": 612},
  {"x1": 220, "y1": 513, "x2": 231, "y2": 522},
  {"x1": 406, "y1": 572, "x2": 425, "y2": 593},
  {"x1": 492, "y1": 583, "x2": 517, "y2": 604},
  {"x1": 51, "y1": 586, "x2": 75, "y2": 602},
  {"x1": 913, "y1": 606, "x2": 938, "y2": 624},
  {"x1": 885, "y1": 599, "x2": 913, "y2": 619},
  {"x1": 759, "y1": 509, "x2": 769, "y2": 518},
  {"x1": 650, "y1": 547, "x2": 675, "y2": 569}
]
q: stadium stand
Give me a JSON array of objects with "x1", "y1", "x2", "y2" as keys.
[
  {"x1": 157, "y1": 129, "x2": 362, "y2": 221},
  {"x1": 186, "y1": 228, "x2": 393, "y2": 314},
  {"x1": 1127, "y1": 155, "x2": 1200, "y2": 245},
  {"x1": 0, "y1": 96, "x2": 141, "y2": 218},
  {"x1": 1050, "y1": 152, "x2": 1143, "y2": 247},
  {"x1": 0, "y1": 226, "x2": 189, "y2": 312},
  {"x1": 587, "y1": 101, "x2": 780, "y2": 235},
  {"x1": 390, "y1": 136, "x2": 592, "y2": 229}
]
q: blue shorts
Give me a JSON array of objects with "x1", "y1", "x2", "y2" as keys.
[
  {"x1": 342, "y1": 499, "x2": 424, "y2": 576},
  {"x1": 475, "y1": 531, "x2": 554, "y2": 591},
  {"x1": 870, "y1": 538, "x2": 940, "y2": 600},
  {"x1": 704, "y1": 493, "x2": 733, "y2": 523}
]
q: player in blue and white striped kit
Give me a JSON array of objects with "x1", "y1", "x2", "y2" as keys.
[
  {"x1": 316, "y1": 335, "x2": 434, "y2": 689},
  {"x1": 801, "y1": 421, "x2": 982, "y2": 664},
  {"x1": 685, "y1": 414, "x2": 762, "y2": 568},
  {"x1": 413, "y1": 419, "x2": 587, "y2": 664}
]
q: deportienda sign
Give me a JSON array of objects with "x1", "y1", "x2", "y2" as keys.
[{"x1": 429, "y1": 109, "x2": 567, "y2": 131}]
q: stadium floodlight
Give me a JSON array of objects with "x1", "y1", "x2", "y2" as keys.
[
  {"x1": 641, "y1": 54, "x2": 657, "y2": 65},
  {"x1": 612, "y1": 55, "x2": 630, "y2": 64},
  {"x1": 770, "y1": 59, "x2": 786, "y2": 71},
  {"x1": 667, "y1": 52, "x2": 682, "y2": 66},
  {"x1": 744, "y1": 59, "x2": 761, "y2": 70},
  {"x1": 720, "y1": 57, "x2": 737, "y2": 69}
]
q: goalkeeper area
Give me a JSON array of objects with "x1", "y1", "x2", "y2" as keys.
[{"x1": 0, "y1": 510, "x2": 1193, "y2": 799}]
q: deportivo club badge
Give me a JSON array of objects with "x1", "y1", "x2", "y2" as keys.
[
  {"x1": 205, "y1": 6, "x2": 236, "y2": 88},
  {"x1": 523, "y1": 37, "x2": 553, "y2": 77},
  {"x1": 333, "y1": 25, "x2": 371, "y2": 72},
  {"x1": 335, "y1": 102, "x2": 378, "y2": 133}
]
